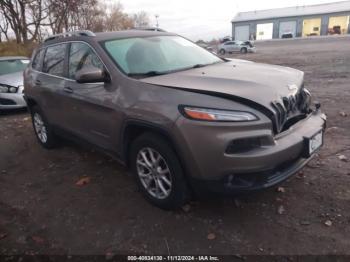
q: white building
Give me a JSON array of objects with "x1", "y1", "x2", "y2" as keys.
[{"x1": 231, "y1": 1, "x2": 350, "y2": 40}]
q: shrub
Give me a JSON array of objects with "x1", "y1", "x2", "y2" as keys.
[{"x1": 0, "y1": 41, "x2": 38, "y2": 57}]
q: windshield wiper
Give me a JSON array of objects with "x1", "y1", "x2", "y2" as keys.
[
  {"x1": 191, "y1": 64, "x2": 207, "y2": 69},
  {"x1": 190, "y1": 61, "x2": 223, "y2": 69},
  {"x1": 128, "y1": 62, "x2": 223, "y2": 78},
  {"x1": 127, "y1": 70, "x2": 166, "y2": 78}
]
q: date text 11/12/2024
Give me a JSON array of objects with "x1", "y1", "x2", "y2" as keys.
[{"x1": 127, "y1": 255, "x2": 220, "y2": 261}]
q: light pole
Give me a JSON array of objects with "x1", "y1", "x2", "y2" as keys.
[{"x1": 155, "y1": 15, "x2": 159, "y2": 29}]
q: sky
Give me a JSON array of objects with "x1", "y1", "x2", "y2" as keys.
[{"x1": 112, "y1": 0, "x2": 345, "y2": 41}]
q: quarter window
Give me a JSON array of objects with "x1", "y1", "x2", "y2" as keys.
[
  {"x1": 32, "y1": 49, "x2": 44, "y2": 71},
  {"x1": 68, "y1": 42, "x2": 104, "y2": 79},
  {"x1": 42, "y1": 44, "x2": 67, "y2": 76}
]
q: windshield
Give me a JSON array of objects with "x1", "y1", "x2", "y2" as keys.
[
  {"x1": 0, "y1": 59, "x2": 30, "y2": 76},
  {"x1": 104, "y1": 36, "x2": 222, "y2": 77}
]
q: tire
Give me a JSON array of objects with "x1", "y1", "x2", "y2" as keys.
[
  {"x1": 129, "y1": 133, "x2": 189, "y2": 210},
  {"x1": 219, "y1": 49, "x2": 226, "y2": 55},
  {"x1": 30, "y1": 105, "x2": 59, "y2": 149},
  {"x1": 240, "y1": 47, "x2": 248, "y2": 54}
]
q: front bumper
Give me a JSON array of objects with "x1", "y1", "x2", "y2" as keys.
[
  {"x1": 0, "y1": 93, "x2": 27, "y2": 110},
  {"x1": 191, "y1": 154, "x2": 313, "y2": 194},
  {"x1": 248, "y1": 47, "x2": 257, "y2": 53},
  {"x1": 176, "y1": 109, "x2": 326, "y2": 193}
]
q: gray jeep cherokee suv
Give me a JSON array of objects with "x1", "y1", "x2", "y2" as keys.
[{"x1": 24, "y1": 30, "x2": 326, "y2": 209}]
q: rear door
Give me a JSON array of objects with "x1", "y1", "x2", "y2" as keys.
[
  {"x1": 61, "y1": 42, "x2": 119, "y2": 150},
  {"x1": 224, "y1": 41, "x2": 235, "y2": 52},
  {"x1": 232, "y1": 41, "x2": 241, "y2": 52},
  {"x1": 39, "y1": 43, "x2": 68, "y2": 124}
]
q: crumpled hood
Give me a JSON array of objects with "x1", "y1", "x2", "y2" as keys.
[
  {"x1": 141, "y1": 59, "x2": 304, "y2": 111},
  {"x1": 0, "y1": 71, "x2": 24, "y2": 87}
]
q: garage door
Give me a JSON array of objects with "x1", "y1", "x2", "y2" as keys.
[
  {"x1": 279, "y1": 21, "x2": 297, "y2": 38},
  {"x1": 328, "y1": 16, "x2": 350, "y2": 34},
  {"x1": 235, "y1": 25, "x2": 249, "y2": 41},
  {"x1": 302, "y1": 18, "x2": 321, "y2": 37},
  {"x1": 256, "y1": 23, "x2": 273, "y2": 40}
]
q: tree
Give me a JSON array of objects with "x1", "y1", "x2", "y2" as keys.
[
  {"x1": 0, "y1": 0, "x2": 48, "y2": 43},
  {"x1": 132, "y1": 11, "x2": 150, "y2": 28},
  {"x1": 0, "y1": 0, "x2": 149, "y2": 43},
  {"x1": 0, "y1": 11, "x2": 10, "y2": 42},
  {"x1": 104, "y1": 3, "x2": 134, "y2": 31}
]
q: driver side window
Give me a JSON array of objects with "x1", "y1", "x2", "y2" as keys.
[{"x1": 68, "y1": 42, "x2": 104, "y2": 80}]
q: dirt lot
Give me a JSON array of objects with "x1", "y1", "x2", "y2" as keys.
[{"x1": 1, "y1": 36, "x2": 349, "y2": 256}]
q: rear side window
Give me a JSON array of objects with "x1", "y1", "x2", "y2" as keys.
[
  {"x1": 32, "y1": 49, "x2": 44, "y2": 71},
  {"x1": 42, "y1": 44, "x2": 67, "y2": 76},
  {"x1": 68, "y1": 42, "x2": 103, "y2": 79}
]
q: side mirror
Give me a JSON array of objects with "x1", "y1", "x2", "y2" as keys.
[{"x1": 75, "y1": 66, "x2": 109, "y2": 83}]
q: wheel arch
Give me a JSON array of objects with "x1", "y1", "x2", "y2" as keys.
[
  {"x1": 24, "y1": 96, "x2": 39, "y2": 112},
  {"x1": 120, "y1": 120, "x2": 187, "y2": 172}
]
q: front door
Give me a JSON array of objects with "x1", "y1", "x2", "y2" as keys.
[{"x1": 60, "y1": 42, "x2": 121, "y2": 150}]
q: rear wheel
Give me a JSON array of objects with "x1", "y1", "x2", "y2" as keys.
[
  {"x1": 219, "y1": 49, "x2": 226, "y2": 55},
  {"x1": 129, "y1": 133, "x2": 189, "y2": 209},
  {"x1": 31, "y1": 106, "x2": 58, "y2": 149},
  {"x1": 240, "y1": 47, "x2": 248, "y2": 54}
]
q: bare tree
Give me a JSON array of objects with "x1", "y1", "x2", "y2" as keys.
[
  {"x1": 104, "y1": 3, "x2": 134, "y2": 31},
  {"x1": 0, "y1": 0, "x2": 151, "y2": 44},
  {"x1": 0, "y1": 11, "x2": 10, "y2": 42},
  {"x1": 0, "y1": 0, "x2": 48, "y2": 43},
  {"x1": 133, "y1": 11, "x2": 150, "y2": 28},
  {"x1": 45, "y1": 0, "x2": 70, "y2": 34}
]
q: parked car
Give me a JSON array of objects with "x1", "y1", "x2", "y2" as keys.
[
  {"x1": 281, "y1": 32, "x2": 294, "y2": 38},
  {"x1": 24, "y1": 30, "x2": 326, "y2": 209},
  {"x1": 197, "y1": 42, "x2": 214, "y2": 52},
  {"x1": 0, "y1": 56, "x2": 29, "y2": 110},
  {"x1": 220, "y1": 36, "x2": 232, "y2": 43},
  {"x1": 218, "y1": 40, "x2": 256, "y2": 55}
]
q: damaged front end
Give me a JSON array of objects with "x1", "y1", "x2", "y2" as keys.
[{"x1": 271, "y1": 84, "x2": 313, "y2": 134}]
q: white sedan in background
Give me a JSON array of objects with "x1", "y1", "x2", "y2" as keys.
[
  {"x1": 218, "y1": 41, "x2": 256, "y2": 55},
  {"x1": 0, "y1": 56, "x2": 29, "y2": 110}
]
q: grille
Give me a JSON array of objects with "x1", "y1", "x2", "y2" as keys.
[
  {"x1": 0, "y1": 98, "x2": 16, "y2": 105},
  {"x1": 271, "y1": 88, "x2": 311, "y2": 133}
]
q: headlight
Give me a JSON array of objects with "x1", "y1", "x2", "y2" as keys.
[
  {"x1": 0, "y1": 84, "x2": 18, "y2": 93},
  {"x1": 181, "y1": 106, "x2": 258, "y2": 122},
  {"x1": 9, "y1": 86, "x2": 18, "y2": 93},
  {"x1": 0, "y1": 85, "x2": 8, "y2": 93}
]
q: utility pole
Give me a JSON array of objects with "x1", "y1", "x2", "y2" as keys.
[{"x1": 155, "y1": 15, "x2": 159, "y2": 28}]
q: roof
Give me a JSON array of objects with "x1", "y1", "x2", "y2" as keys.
[
  {"x1": 232, "y1": 1, "x2": 350, "y2": 22},
  {"x1": 42, "y1": 30, "x2": 175, "y2": 46},
  {"x1": 0, "y1": 56, "x2": 29, "y2": 61},
  {"x1": 132, "y1": 27, "x2": 167, "y2": 32},
  {"x1": 94, "y1": 30, "x2": 174, "y2": 41}
]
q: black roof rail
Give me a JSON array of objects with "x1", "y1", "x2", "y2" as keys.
[
  {"x1": 44, "y1": 30, "x2": 96, "y2": 42},
  {"x1": 132, "y1": 27, "x2": 167, "y2": 32}
]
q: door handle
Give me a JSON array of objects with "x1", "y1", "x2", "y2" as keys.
[
  {"x1": 35, "y1": 80, "x2": 41, "y2": 86},
  {"x1": 63, "y1": 87, "x2": 74, "y2": 93}
]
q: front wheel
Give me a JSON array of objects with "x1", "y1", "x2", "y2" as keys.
[
  {"x1": 31, "y1": 106, "x2": 58, "y2": 149},
  {"x1": 129, "y1": 133, "x2": 189, "y2": 209},
  {"x1": 219, "y1": 49, "x2": 226, "y2": 55},
  {"x1": 240, "y1": 47, "x2": 248, "y2": 54}
]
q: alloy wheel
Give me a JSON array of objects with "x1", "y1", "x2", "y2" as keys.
[
  {"x1": 136, "y1": 147, "x2": 172, "y2": 200},
  {"x1": 33, "y1": 113, "x2": 48, "y2": 143}
]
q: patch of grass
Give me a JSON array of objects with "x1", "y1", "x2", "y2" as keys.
[{"x1": 0, "y1": 41, "x2": 38, "y2": 57}]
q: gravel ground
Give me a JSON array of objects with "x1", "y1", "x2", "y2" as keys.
[{"x1": 0, "y1": 36, "x2": 349, "y2": 256}]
